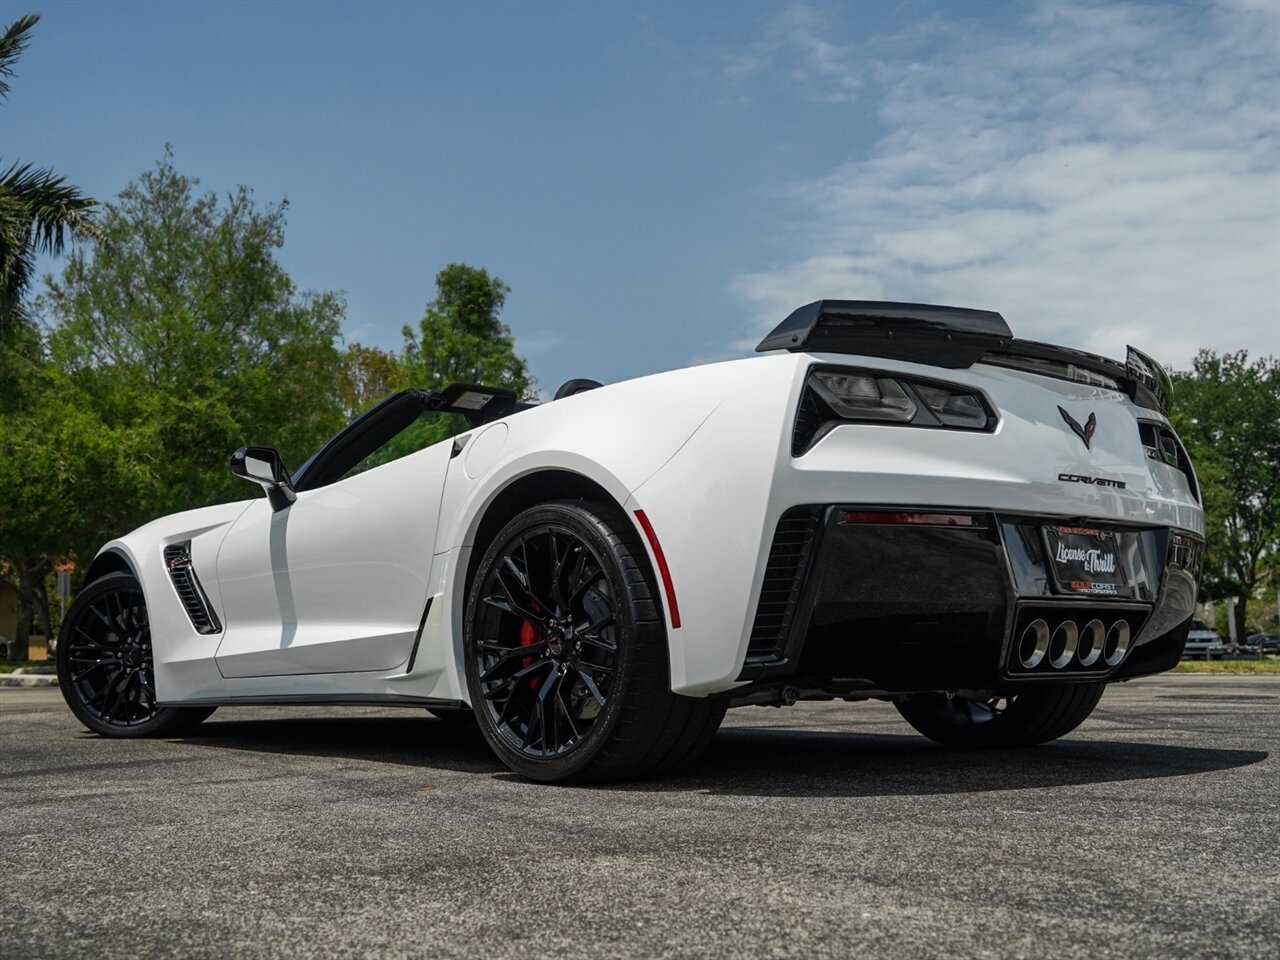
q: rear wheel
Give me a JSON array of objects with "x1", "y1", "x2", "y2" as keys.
[
  {"x1": 894, "y1": 682, "x2": 1105, "y2": 748},
  {"x1": 57, "y1": 572, "x2": 215, "y2": 738},
  {"x1": 464, "y1": 500, "x2": 725, "y2": 783}
]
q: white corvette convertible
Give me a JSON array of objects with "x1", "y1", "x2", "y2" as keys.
[{"x1": 57, "y1": 301, "x2": 1204, "y2": 782}]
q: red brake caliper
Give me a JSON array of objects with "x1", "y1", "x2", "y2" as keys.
[{"x1": 520, "y1": 618, "x2": 541, "y2": 692}]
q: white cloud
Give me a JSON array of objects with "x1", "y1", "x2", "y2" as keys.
[
  {"x1": 720, "y1": 2, "x2": 862, "y2": 103},
  {"x1": 730, "y1": 0, "x2": 1280, "y2": 369}
]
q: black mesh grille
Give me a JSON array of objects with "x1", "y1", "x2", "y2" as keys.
[
  {"x1": 164, "y1": 542, "x2": 222, "y2": 635},
  {"x1": 746, "y1": 508, "x2": 820, "y2": 660}
]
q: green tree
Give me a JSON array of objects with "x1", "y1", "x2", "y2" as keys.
[
  {"x1": 339, "y1": 342, "x2": 407, "y2": 421},
  {"x1": 401, "y1": 263, "x2": 534, "y2": 397},
  {"x1": 1171, "y1": 351, "x2": 1280, "y2": 641},
  {"x1": 0, "y1": 370, "x2": 154, "y2": 658},
  {"x1": 365, "y1": 263, "x2": 535, "y2": 459},
  {"x1": 39, "y1": 152, "x2": 348, "y2": 518},
  {"x1": 0, "y1": 13, "x2": 102, "y2": 344}
]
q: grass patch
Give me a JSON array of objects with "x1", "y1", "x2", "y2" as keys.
[
  {"x1": 1173, "y1": 659, "x2": 1280, "y2": 674},
  {"x1": 0, "y1": 659, "x2": 53, "y2": 674}
]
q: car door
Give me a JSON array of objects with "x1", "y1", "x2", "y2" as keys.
[
  {"x1": 212, "y1": 392, "x2": 452, "y2": 678},
  {"x1": 213, "y1": 442, "x2": 450, "y2": 678}
]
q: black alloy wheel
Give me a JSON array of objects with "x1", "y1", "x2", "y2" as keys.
[
  {"x1": 464, "y1": 500, "x2": 726, "y2": 783},
  {"x1": 894, "y1": 682, "x2": 1106, "y2": 749},
  {"x1": 471, "y1": 511, "x2": 620, "y2": 757},
  {"x1": 57, "y1": 572, "x2": 215, "y2": 738}
]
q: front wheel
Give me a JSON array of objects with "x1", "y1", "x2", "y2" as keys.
[
  {"x1": 57, "y1": 572, "x2": 216, "y2": 738},
  {"x1": 464, "y1": 500, "x2": 725, "y2": 783},
  {"x1": 894, "y1": 682, "x2": 1106, "y2": 749}
]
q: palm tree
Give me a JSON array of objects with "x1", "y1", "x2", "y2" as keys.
[{"x1": 0, "y1": 13, "x2": 101, "y2": 341}]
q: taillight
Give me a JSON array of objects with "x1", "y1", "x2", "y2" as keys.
[
  {"x1": 810, "y1": 371, "x2": 917, "y2": 424},
  {"x1": 793, "y1": 366, "x2": 996, "y2": 455}
]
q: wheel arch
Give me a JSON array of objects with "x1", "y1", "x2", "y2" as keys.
[
  {"x1": 82, "y1": 547, "x2": 137, "y2": 587},
  {"x1": 446, "y1": 464, "x2": 685, "y2": 704},
  {"x1": 461, "y1": 467, "x2": 641, "y2": 605}
]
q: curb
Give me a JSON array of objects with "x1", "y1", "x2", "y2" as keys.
[{"x1": 0, "y1": 675, "x2": 58, "y2": 687}]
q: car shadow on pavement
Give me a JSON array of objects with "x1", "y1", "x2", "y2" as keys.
[
  {"x1": 177, "y1": 713, "x2": 1266, "y2": 797},
  {"x1": 628, "y1": 727, "x2": 1269, "y2": 798},
  {"x1": 177, "y1": 714, "x2": 507, "y2": 775}
]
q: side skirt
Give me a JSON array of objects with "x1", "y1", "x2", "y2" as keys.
[{"x1": 157, "y1": 694, "x2": 469, "y2": 709}]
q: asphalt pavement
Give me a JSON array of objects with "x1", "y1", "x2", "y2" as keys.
[{"x1": 1, "y1": 675, "x2": 1277, "y2": 959}]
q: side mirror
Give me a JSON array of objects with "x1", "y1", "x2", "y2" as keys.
[{"x1": 231, "y1": 446, "x2": 297, "y2": 512}]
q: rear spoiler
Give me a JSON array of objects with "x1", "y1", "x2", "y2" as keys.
[{"x1": 756, "y1": 300, "x2": 1171, "y2": 415}]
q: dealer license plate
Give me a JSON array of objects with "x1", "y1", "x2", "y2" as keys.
[{"x1": 1044, "y1": 525, "x2": 1130, "y2": 597}]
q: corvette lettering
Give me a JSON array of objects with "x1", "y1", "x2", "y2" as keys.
[
  {"x1": 1058, "y1": 472, "x2": 1127, "y2": 489},
  {"x1": 1054, "y1": 542, "x2": 1117, "y2": 575}
]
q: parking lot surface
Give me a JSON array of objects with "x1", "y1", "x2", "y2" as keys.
[{"x1": 1, "y1": 675, "x2": 1277, "y2": 959}]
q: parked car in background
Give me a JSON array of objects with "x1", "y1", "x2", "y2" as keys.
[
  {"x1": 1247, "y1": 633, "x2": 1280, "y2": 654},
  {"x1": 1183, "y1": 620, "x2": 1226, "y2": 660},
  {"x1": 1223, "y1": 637, "x2": 1260, "y2": 658}
]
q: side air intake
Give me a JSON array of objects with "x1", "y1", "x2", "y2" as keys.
[{"x1": 163, "y1": 542, "x2": 222, "y2": 635}]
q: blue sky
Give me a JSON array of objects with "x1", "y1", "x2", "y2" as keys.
[{"x1": 6, "y1": 0, "x2": 1279, "y2": 394}]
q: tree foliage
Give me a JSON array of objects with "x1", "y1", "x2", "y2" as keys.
[
  {"x1": 1, "y1": 148, "x2": 537, "y2": 657},
  {"x1": 401, "y1": 263, "x2": 533, "y2": 397},
  {"x1": 2, "y1": 152, "x2": 350, "y2": 657},
  {"x1": 339, "y1": 342, "x2": 407, "y2": 421},
  {"x1": 360, "y1": 263, "x2": 535, "y2": 464},
  {"x1": 1171, "y1": 350, "x2": 1280, "y2": 637},
  {"x1": 39, "y1": 152, "x2": 347, "y2": 516}
]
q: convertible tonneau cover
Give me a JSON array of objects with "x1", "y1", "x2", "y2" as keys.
[{"x1": 757, "y1": 299, "x2": 1170, "y2": 414}]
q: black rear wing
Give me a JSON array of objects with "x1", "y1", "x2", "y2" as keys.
[
  {"x1": 756, "y1": 300, "x2": 1170, "y2": 414},
  {"x1": 756, "y1": 300, "x2": 1012, "y2": 368}
]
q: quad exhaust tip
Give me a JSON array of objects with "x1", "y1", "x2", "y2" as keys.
[
  {"x1": 1019, "y1": 619, "x2": 1050, "y2": 669},
  {"x1": 1049, "y1": 621, "x2": 1079, "y2": 669},
  {"x1": 1078, "y1": 619, "x2": 1105, "y2": 667},
  {"x1": 1104, "y1": 619, "x2": 1131, "y2": 667},
  {"x1": 1018, "y1": 616, "x2": 1132, "y2": 670}
]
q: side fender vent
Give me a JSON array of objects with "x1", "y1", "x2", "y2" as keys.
[
  {"x1": 163, "y1": 542, "x2": 222, "y2": 635},
  {"x1": 746, "y1": 508, "x2": 821, "y2": 661}
]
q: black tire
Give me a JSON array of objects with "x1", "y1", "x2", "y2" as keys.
[
  {"x1": 464, "y1": 499, "x2": 724, "y2": 783},
  {"x1": 57, "y1": 572, "x2": 216, "y2": 738},
  {"x1": 894, "y1": 682, "x2": 1106, "y2": 749}
]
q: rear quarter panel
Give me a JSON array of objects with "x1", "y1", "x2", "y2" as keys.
[{"x1": 628, "y1": 352, "x2": 1203, "y2": 695}]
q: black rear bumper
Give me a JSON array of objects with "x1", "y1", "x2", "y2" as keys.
[{"x1": 736, "y1": 507, "x2": 1202, "y2": 695}]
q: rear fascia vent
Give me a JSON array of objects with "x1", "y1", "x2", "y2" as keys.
[
  {"x1": 746, "y1": 508, "x2": 821, "y2": 661},
  {"x1": 163, "y1": 541, "x2": 222, "y2": 635}
]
